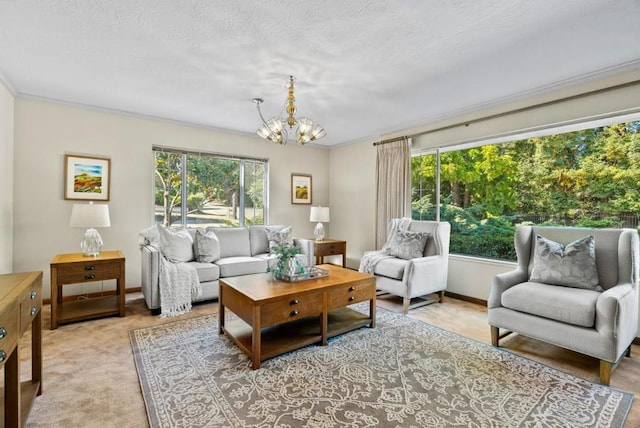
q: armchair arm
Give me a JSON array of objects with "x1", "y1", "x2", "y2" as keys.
[
  {"x1": 404, "y1": 255, "x2": 448, "y2": 298},
  {"x1": 141, "y1": 244, "x2": 161, "y2": 309},
  {"x1": 488, "y1": 269, "x2": 528, "y2": 309},
  {"x1": 595, "y1": 282, "x2": 638, "y2": 342},
  {"x1": 293, "y1": 238, "x2": 315, "y2": 267}
]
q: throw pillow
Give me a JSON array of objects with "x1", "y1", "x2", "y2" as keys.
[
  {"x1": 388, "y1": 229, "x2": 430, "y2": 260},
  {"x1": 157, "y1": 225, "x2": 194, "y2": 263},
  {"x1": 529, "y1": 234, "x2": 600, "y2": 290},
  {"x1": 193, "y1": 229, "x2": 220, "y2": 263},
  {"x1": 138, "y1": 225, "x2": 161, "y2": 248},
  {"x1": 266, "y1": 226, "x2": 293, "y2": 252}
]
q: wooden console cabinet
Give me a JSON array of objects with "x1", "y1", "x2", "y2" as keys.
[
  {"x1": 50, "y1": 251, "x2": 126, "y2": 329},
  {"x1": 0, "y1": 271, "x2": 43, "y2": 427}
]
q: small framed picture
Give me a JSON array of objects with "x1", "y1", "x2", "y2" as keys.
[
  {"x1": 64, "y1": 154, "x2": 111, "y2": 201},
  {"x1": 291, "y1": 173, "x2": 312, "y2": 205}
]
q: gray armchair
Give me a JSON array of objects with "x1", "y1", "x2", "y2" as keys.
[
  {"x1": 488, "y1": 226, "x2": 639, "y2": 385},
  {"x1": 365, "y1": 220, "x2": 450, "y2": 314}
]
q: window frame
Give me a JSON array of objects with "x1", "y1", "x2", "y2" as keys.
[{"x1": 152, "y1": 146, "x2": 269, "y2": 227}]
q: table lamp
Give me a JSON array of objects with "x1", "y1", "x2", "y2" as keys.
[
  {"x1": 310, "y1": 206, "x2": 330, "y2": 241},
  {"x1": 69, "y1": 202, "x2": 111, "y2": 256}
]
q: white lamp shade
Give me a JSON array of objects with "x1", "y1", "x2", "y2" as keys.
[
  {"x1": 310, "y1": 206, "x2": 330, "y2": 223},
  {"x1": 69, "y1": 203, "x2": 111, "y2": 228}
]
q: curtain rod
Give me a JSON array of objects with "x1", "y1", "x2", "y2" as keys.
[
  {"x1": 372, "y1": 78, "x2": 640, "y2": 145},
  {"x1": 372, "y1": 136, "x2": 408, "y2": 146}
]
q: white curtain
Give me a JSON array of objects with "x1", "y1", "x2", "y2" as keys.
[{"x1": 375, "y1": 137, "x2": 411, "y2": 249}]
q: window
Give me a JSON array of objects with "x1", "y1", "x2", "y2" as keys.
[
  {"x1": 153, "y1": 147, "x2": 268, "y2": 227},
  {"x1": 411, "y1": 120, "x2": 640, "y2": 261}
]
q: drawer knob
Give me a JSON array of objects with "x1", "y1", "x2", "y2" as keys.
[
  {"x1": 31, "y1": 290, "x2": 37, "y2": 299},
  {"x1": 0, "y1": 350, "x2": 5, "y2": 363},
  {"x1": 290, "y1": 299, "x2": 299, "y2": 305},
  {"x1": 30, "y1": 307, "x2": 37, "y2": 316},
  {"x1": 84, "y1": 265, "x2": 96, "y2": 271},
  {"x1": 0, "y1": 327, "x2": 6, "y2": 339},
  {"x1": 84, "y1": 274, "x2": 96, "y2": 280},
  {"x1": 290, "y1": 310, "x2": 299, "y2": 317},
  {"x1": 349, "y1": 296, "x2": 355, "y2": 302},
  {"x1": 349, "y1": 286, "x2": 356, "y2": 292}
]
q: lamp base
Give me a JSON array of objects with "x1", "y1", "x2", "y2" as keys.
[
  {"x1": 80, "y1": 227, "x2": 104, "y2": 257},
  {"x1": 314, "y1": 222, "x2": 325, "y2": 242}
]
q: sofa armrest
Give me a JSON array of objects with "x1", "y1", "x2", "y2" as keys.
[
  {"x1": 293, "y1": 238, "x2": 315, "y2": 267},
  {"x1": 141, "y1": 245, "x2": 161, "y2": 310},
  {"x1": 403, "y1": 255, "x2": 448, "y2": 298},
  {"x1": 596, "y1": 282, "x2": 638, "y2": 343},
  {"x1": 488, "y1": 269, "x2": 528, "y2": 309}
]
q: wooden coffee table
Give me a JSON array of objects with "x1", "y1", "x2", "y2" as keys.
[{"x1": 219, "y1": 264, "x2": 376, "y2": 369}]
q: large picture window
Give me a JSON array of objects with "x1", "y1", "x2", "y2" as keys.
[
  {"x1": 153, "y1": 147, "x2": 268, "y2": 227},
  {"x1": 412, "y1": 120, "x2": 640, "y2": 260}
]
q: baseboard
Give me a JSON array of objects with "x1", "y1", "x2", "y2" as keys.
[
  {"x1": 444, "y1": 291, "x2": 487, "y2": 307},
  {"x1": 43, "y1": 287, "x2": 142, "y2": 305}
]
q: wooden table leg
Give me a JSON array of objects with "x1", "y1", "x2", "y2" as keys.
[
  {"x1": 218, "y1": 285, "x2": 225, "y2": 335},
  {"x1": 50, "y1": 267, "x2": 58, "y2": 330},
  {"x1": 118, "y1": 261, "x2": 126, "y2": 317},
  {"x1": 251, "y1": 306, "x2": 261, "y2": 369},
  {"x1": 370, "y1": 294, "x2": 376, "y2": 328}
]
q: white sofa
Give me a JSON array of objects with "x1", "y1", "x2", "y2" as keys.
[{"x1": 140, "y1": 225, "x2": 314, "y2": 314}]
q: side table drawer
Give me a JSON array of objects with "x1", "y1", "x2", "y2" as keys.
[
  {"x1": 261, "y1": 292, "x2": 323, "y2": 327},
  {"x1": 20, "y1": 282, "x2": 42, "y2": 335},
  {"x1": 327, "y1": 281, "x2": 375, "y2": 310},
  {"x1": 56, "y1": 261, "x2": 122, "y2": 283},
  {"x1": 316, "y1": 242, "x2": 346, "y2": 257},
  {"x1": 0, "y1": 305, "x2": 19, "y2": 368}
]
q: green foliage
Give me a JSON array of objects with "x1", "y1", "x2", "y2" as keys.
[
  {"x1": 187, "y1": 193, "x2": 206, "y2": 212},
  {"x1": 412, "y1": 120, "x2": 640, "y2": 260}
]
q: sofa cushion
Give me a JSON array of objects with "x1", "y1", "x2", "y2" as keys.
[
  {"x1": 249, "y1": 225, "x2": 285, "y2": 256},
  {"x1": 194, "y1": 229, "x2": 221, "y2": 263},
  {"x1": 502, "y1": 282, "x2": 600, "y2": 328},
  {"x1": 388, "y1": 229, "x2": 430, "y2": 260},
  {"x1": 530, "y1": 234, "x2": 600, "y2": 290},
  {"x1": 266, "y1": 226, "x2": 293, "y2": 251},
  {"x1": 215, "y1": 257, "x2": 268, "y2": 277},
  {"x1": 208, "y1": 227, "x2": 251, "y2": 258},
  {"x1": 189, "y1": 261, "x2": 220, "y2": 283},
  {"x1": 157, "y1": 225, "x2": 194, "y2": 263},
  {"x1": 373, "y1": 257, "x2": 409, "y2": 280}
]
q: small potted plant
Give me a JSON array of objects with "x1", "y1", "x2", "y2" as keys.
[{"x1": 270, "y1": 243, "x2": 306, "y2": 280}]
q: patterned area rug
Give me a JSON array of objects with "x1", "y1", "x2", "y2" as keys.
[{"x1": 130, "y1": 306, "x2": 632, "y2": 427}]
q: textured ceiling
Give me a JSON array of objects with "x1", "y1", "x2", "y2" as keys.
[{"x1": 0, "y1": 0, "x2": 639, "y2": 147}]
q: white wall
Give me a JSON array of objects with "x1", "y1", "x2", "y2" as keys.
[
  {"x1": 0, "y1": 82, "x2": 14, "y2": 274},
  {"x1": 328, "y1": 140, "x2": 377, "y2": 269},
  {"x1": 13, "y1": 98, "x2": 330, "y2": 298}
]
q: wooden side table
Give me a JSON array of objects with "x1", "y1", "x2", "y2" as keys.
[
  {"x1": 50, "y1": 250, "x2": 126, "y2": 329},
  {"x1": 313, "y1": 239, "x2": 347, "y2": 267}
]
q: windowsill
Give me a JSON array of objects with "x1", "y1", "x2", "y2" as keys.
[{"x1": 449, "y1": 253, "x2": 516, "y2": 268}]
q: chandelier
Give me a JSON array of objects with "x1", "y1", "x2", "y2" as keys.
[{"x1": 252, "y1": 75, "x2": 326, "y2": 145}]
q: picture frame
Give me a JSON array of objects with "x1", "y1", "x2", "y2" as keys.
[
  {"x1": 291, "y1": 173, "x2": 312, "y2": 205},
  {"x1": 64, "y1": 154, "x2": 111, "y2": 201}
]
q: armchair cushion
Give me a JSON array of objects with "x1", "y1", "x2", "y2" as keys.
[
  {"x1": 373, "y1": 257, "x2": 409, "y2": 280},
  {"x1": 502, "y1": 282, "x2": 600, "y2": 328},
  {"x1": 388, "y1": 229, "x2": 430, "y2": 260},
  {"x1": 530, "y1": 234, "x2": 600, "y2": 290}
]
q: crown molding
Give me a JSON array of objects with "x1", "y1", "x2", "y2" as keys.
[{"x1": 0, "y1": 68, "x2": 16, "y2": 96}]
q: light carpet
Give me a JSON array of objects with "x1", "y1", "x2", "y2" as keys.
[{"x1": 130, "y1": 306, "x2": 632, "y2": 427}]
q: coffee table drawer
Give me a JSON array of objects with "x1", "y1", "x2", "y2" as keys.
[
  {"x1": 261, "y1": 292, "x2": 323, "y2": 327},
  {"x1": 328, "y1": 281, "x2": 375, "y2": 310}
]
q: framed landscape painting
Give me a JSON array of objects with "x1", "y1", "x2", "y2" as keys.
[
  {"x1": 64, "y1": 154, "x2": 111, "y2": 201},
  {"x1": 291, "y1": 173, "x2": 312, "y2": 204}
]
